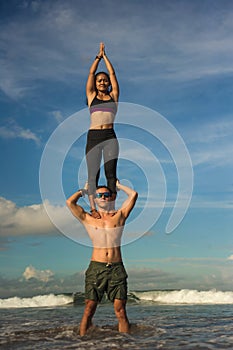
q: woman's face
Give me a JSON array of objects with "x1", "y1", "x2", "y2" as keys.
[{"x1": 95, "y1": 74, "x2": 110, "y2": 92}]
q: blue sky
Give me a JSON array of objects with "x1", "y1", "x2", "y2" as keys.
[{"x1": 0, "y1": 0, "x2": 233, "y2": 297}]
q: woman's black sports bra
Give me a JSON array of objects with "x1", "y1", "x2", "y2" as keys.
[{"x1": 89, "y1": 95, "x2": 117, "y2": 115}]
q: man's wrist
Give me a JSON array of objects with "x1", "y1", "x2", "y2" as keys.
[
  {"x1": 77, "y1": 189, "x2": 84, "y2": 197},
  {"x1": 78, "y1": 188, "x2": 88, "y2": 197},
  {"x1": 95, "y1": 55, "x2": 102, "y2": 60}
]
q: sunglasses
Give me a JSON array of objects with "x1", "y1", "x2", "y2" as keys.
[{"x1": 95, "y1": 192, "x2": 111, "y2": 199}]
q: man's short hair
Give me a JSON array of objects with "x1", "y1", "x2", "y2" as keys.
[{"x1": 96, "y1": 185, "x2": 113, "y2": 195}]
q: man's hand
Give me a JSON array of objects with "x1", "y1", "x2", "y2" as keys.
[
  {"x1": 82, "y1": 181, "x2": 89, "y2": 196},
  {"x1": 116, "y1": 179, "x2": 120, "y2": 191}
]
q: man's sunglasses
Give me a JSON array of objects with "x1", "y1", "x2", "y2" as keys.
[{"x1": 95, "y1": 192, "x2": 111, "y2": 199}]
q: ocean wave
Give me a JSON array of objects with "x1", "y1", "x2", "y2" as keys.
[
  {"x1": 1, "y1": 289, "x2": 233, "y2": 308},
  {"x1": 132, "y1": 289, "x2": 233, "y2": 304},
  {"x1": 0, "y1": 294, "x2": 73, "y2": 308}
]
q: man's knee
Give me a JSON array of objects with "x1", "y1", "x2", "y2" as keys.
[
  {"x1": 114, "y1": 300, "x2": 127, "y2": 319},
  {"x1": 84, "y1": 300, "x2": 97, "y2": 317}
]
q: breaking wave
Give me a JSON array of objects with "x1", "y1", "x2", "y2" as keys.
[
  {"x1": 1, "y1": 289, "x2": 233, "y2": 308},
  {"x1": 0, "y1": 293, "x2": 73, "y2": 308},
  {"x1": 132, "y1": 289, "x2": 233, "y2": 304}
]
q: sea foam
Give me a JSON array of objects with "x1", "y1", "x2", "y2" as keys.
[
  {"x1": 133, "y1": 289, "x2": 233, "y2": 304},
  {"x1": 1, "y1": 289, "x2": 233, "y2": 308},
  {"x1": 0, "y1": 294, "x2": 73, "y2": 308}
]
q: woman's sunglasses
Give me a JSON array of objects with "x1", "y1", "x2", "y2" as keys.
[{"x1": 95, "y1": 192, "x2": 111, "y2": 199}]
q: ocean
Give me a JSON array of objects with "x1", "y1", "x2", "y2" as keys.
[{"x1": 1, "y1": 289, "x2": 233, "y2": 349}]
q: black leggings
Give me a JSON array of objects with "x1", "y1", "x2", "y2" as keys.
[{"x1": 85, "y1": 129, "x2": 119, "y2": 195}]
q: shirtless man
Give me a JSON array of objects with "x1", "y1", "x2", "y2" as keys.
[{"x1": 66, "y1": 181, "x2": 138, "y2": 336}]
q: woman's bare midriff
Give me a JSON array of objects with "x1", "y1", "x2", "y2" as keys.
[
  {"x1": 91, "y1": 247, "x2": 122, "y2": 263},
  {"x1": 89, "y1": 123, "x2": 113, "y2": 130},
  {"x1": 89, "y1": 109, "x2": 116, "y2": 129}
]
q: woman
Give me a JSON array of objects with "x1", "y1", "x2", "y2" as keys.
[{"x1": 85, "y1": 43, "x2": 119, "y2": 218}]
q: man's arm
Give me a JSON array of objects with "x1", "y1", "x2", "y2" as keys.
[
  {"x1": 66, "y1": 190, "x2": 87, "y2": 222},
  {"x1": 117, "y1": 181, "x2": 138, "y2": 219}
]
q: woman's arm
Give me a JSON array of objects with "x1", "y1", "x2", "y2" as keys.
[
  {"x1": 102, "y1": 44, "x2": 119, "y2": 102},
  {"x1": 86, "y1": 43, "x2": 104, "y2": 106}
]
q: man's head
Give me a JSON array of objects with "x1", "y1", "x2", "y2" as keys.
[{"x1": 94, "y1": 186, "x2": 114, "y2": 209}]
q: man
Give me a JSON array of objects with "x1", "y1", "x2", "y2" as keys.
[{"x1": 66, "y1": 180, "x2": 138, "y2": 336}]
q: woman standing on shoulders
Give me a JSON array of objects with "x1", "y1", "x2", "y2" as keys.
[{"x1": 85, "y1": 42, "x2": 119, "y2": 218}]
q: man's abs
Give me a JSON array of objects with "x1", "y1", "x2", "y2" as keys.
[{"x1": 91, "y1": 247, "x2": 122, "y2": 263}]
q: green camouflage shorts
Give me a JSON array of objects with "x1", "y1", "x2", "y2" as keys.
[{"x1": 85, "y1": 261, "x2": 128, "y2": 302}]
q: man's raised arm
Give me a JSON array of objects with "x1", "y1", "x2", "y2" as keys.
[
  {"x1": 66, "y1": 190, "x2": 87, "y2": 222},
  {"x1": 116, "y1": 180, "x2": 138, "y2": 219}
]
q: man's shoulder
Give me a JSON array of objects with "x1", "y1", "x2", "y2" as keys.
[{"x1": 82, "y1": 211, "x2": 95, "y2": 223}]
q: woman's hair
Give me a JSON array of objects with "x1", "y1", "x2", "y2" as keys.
[{"x1": 95, "y1": 71, "x2": 110, "y2": 81}]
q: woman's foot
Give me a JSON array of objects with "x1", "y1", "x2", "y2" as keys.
[{"x1": 90, "y1": 208, "x2": 101, "y2": 219}]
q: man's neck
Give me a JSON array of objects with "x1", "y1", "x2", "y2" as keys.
[
  {"x1": 98, "y1": 208, "x2": 111, "y2": 216},
  {"x1": 97, "y1": 207, "x2": 117, "y2": 217}
]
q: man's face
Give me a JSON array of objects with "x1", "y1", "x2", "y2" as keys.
[{"x1": 95, "y1": 188, "x2": 112, "y2": 208}]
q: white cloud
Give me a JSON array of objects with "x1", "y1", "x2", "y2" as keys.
[
  {"x1": 0, "y1": 270, "x2": 85, "y2": 298},
  {"x1": 126, "y1": 257, "x2": 233, "y2": 291},
  {"x1": 186, "y1": 119, "x2": 233, "y2": 145},
  {"x1": 0, "y1": 124, "x2": 40, "y2": 145},
  {"x1": 51, "y1": 110, "x2": 64, "y2": 124},
  {"x1": 0, "y1": 196, "x2": 89, "y2": 248},
  {"x1": 1, "y1": 259, "x2": 233, "y2": 298},
  {"x1": 191, "y1": 146, "x2": 233, "y2": 168},
  {"x1": 23, "y1": 265, "x2": 54, "y2": 282},
  {"x1": 1, "y1": 1, "x2": 233, "y2": 100},
  {"x1": 190, "y1": 200, "x2": 233, "y2": 210},
  {"x1": 0, "y1": 197, "x2": 70, "y2": 236},
  {"x1": 184, "y1": 118, "x2": 233, "y2": 167}
]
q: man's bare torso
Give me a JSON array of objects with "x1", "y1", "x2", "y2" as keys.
[{"x1": 83, "y1": 209, "x2": 125, "y2": 263}]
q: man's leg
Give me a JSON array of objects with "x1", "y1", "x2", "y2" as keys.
[
  {"x1": 113, "y1": 299, "x2": 130, "y2": 333},
  {"x1": 80, "y1": 299, "x2": 98, "y2": 336}
]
